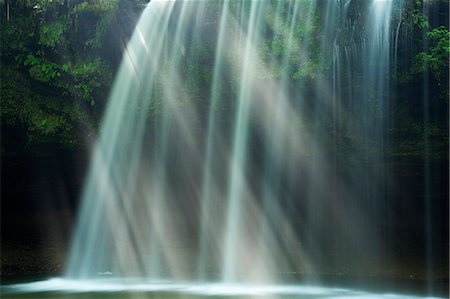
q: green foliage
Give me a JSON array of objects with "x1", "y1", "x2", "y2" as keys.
[
  {"x1": 402, "y1": 0, "x2": 429, "y2": 30},
  {"x1": 392, "y1": 120, "x2": 449, "y2": 159},
  {"x1": 74, "y1": 1, "x2": 120, "y2": 48},
  {"x1": 395, "y1": 0, "x2": 449, "y2": 100},
  {"x1": 0, "y1": 0, "x2": 131, "y2": 150},
  {"x1": 1, "y1": 67, "x2": 36, "y2": 126},
  {"x1": 0, "y1": 66, "x2": 81, "y2": 145},
  {"x1": 69, "y1": 58, "x2": 111, "y2": 105},
  {"x1": 0, "y1": 16, "x2": 35, "y2": 57},
  {"x1": 39, "y1": 19, "x2": 66, "y2": 47},
  {"x1": 24, "y1": 54, "x2": 61, "y2": 81},
  {"x1": 257, "y1": 1, "x2": 326, "y2": 80},
  {"x1": 293, "y1": 60, "x2": 326, "y2": 80},
  {"x1": 183, "y1": 43, "x2": 213, "y2": 97},
  {"x1": 412, "y1": 26, "x2": 450, "y2": 81}
]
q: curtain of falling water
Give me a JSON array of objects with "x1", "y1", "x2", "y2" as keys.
[
  {"x1": 65, "y1": 0, "x2": 415, "y2": 286},
  {"x1": 65, "y1": 1, "x2": 176, "y2": 278}
]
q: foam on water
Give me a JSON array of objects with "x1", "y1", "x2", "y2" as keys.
[{"x1": 3, "y1": 279, "x2": 444, "y2": 299}]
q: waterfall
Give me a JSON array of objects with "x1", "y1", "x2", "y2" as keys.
[{"x1": 65, "y1": 0, "x2": 406, "y2": 284}]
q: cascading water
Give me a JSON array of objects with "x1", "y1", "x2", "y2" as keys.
[{"x1": 21, "y1": 0, "x2": 440, "y2": 297}]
